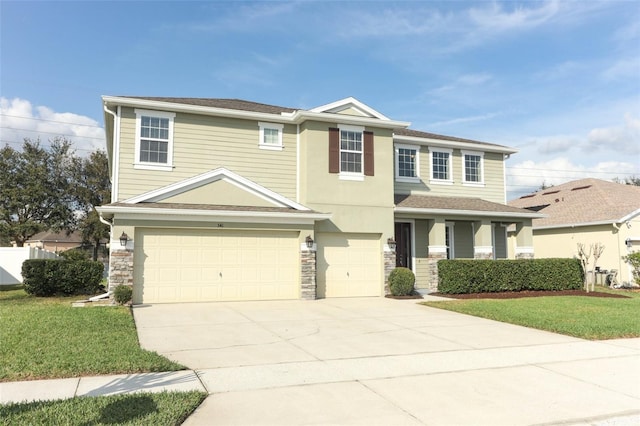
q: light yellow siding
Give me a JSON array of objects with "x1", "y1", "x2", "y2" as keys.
[
  {"x1": 160, "y1": 179, "x2": 276, "y2": 207},
  {"x1": 117, "y1": 107, "x2": 297, "y2": 202},
  {"x1": 394, "y1": 148, "x2": 506, "y2": 204},
  {"x1": 453, "y1": 221, "x2": 474, "y2": 258}
]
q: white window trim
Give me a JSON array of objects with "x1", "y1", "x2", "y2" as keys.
[
  {"x1": 258, "y1": 122, "x2": 284, "y2": 151},
  {"x1": 338, "y1": 124, "x2": 365, "y2": 180},
  {"x1": 134, "y1": 109, "x2": 175, "y2": 171},
  {"x1": 395, "y1": 143, "x2": 420, "y2": 183},
  {"x1": 462, "y1": 150, "x2": 485, "y2": 187},
  {"x1": 430, "y1": 147, "x2": 453, "y2": 185},
  {"x1": 445, "y1": 222, "x2": 455, "y2": 259}
]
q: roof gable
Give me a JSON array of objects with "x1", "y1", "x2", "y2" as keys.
[
  {"x1": 123, "y1": 168, "x2": 309, "y2": 210},
  {"x1": 309, "y1": 97, "x2": 390, "y2": 120},
  {"x1": 508, "y1": 178, "x2": 640, "y2": 227}
]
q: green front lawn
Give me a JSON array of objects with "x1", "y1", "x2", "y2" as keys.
[
  {"x1": 0, "y1": 286, "x2": 184, "y2": 382},
  {"x1": 423, "y1": 290, "x2": 640, "y2": 340},
  {"x1": 0, "y1": 391, "x2": 206, "y2": 425}
]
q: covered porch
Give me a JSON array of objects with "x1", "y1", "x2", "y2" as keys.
[{"x1": 393, "y1": 194, "x2": 543, "y2": 291}]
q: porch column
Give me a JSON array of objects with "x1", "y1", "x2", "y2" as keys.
[
  {"x1": 300, "y1": 241, "x2": 317, "y2": 300},
  {"x1": 473, "y1": 219, "x2": 494, "y2": 259},
  {"x1": 514, "y1": 219, "x2": 534, "y2": 259},
  {"x1": 108, "y1": 234, "x2": 134, "y2": 298},
  {"x1": 383, "y1": 239, "x2": 396, "y2": 295},
  {"x1": 427, "y1": 218, "x2": 447, "y2": 291}
]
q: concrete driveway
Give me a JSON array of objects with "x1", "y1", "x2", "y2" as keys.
[{"x1": 133, "y1": 297, "x2": 640, "y2": 425}]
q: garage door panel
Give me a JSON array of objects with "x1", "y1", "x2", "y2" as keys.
[
  {"x1": 316, "y1": 233, "x2": 382, "y2": 298},
  {"x1": 134, "y1": 228, "x2": 300, "y2": 303}
]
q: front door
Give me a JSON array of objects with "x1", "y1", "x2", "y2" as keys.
[{"x1": 394, "y1": 222, "x2": 412, "y2": 269}]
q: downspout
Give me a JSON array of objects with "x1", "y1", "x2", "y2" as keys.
[
  {"x1": 97, "y1": 213, "x2": 114, "y2": 299},
  {"x1": 613, "y1": 222, "x2": 623, "y2": 283},
  {"x1": 103, "y1": 104, "x2": 120, "y2": 203}
]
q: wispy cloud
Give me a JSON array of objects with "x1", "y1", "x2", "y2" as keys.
[
  {"x1": 428, "y1": 112, "x2": 501, "y2": 128},
  {"x1": 587, "y1": 113, "x2": 640, "y2": 155},
  {"x1": 0, "y1": 97, "x2": 105, "y2": 154}
]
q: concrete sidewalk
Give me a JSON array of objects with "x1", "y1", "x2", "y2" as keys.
[{"x1": 0, "y1": 370, "x2": 206, "y2": 404}]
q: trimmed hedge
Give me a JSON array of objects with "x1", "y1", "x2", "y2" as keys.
[
  {"x1": 22, "y1": 259, "x2": 104, "y2": 297},
  {"x1": 437, "y1": 258, "x2": 583, "y2": 294},
  {"x1": 389, "y1": 267, "x2": 415, "y2": 296}
]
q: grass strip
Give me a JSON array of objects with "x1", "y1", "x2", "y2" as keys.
[
  {"x1": 422, "y1": 290, "x2": 640, "y2": 340},
  {"x1": 0, "y1": 287, "x2": 184, "y2": 382},
  {"x1": 0, "y1": 390, "x2": 207, "y2": 426}
]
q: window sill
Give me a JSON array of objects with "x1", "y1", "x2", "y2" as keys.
[
  {"x1": 339, "y1": 173, "x2": 364, "y2": 181},
  {"x1": 430, "y1": 179, "x2": 453, "y2": 185},
  {"x1": 463, "y1": 182, "x2": 485, "y2": 187},
  {"x1": 259, "y1": 144, "x2": 283, "y2": 151},
  {"x1": 396, "y1": 177, "x2": 421, "y2": 184},
  {"x1": 134, "y1": 163, "x2": 173, "y2": 171}
]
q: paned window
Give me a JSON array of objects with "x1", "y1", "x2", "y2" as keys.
[
  {"x1": 340, "y1": 130, "x2": 362, "y2": 174},
  {"x1": 431, "y1": 149, "x2": 452, "y2": 182},
  {"x1": 463, "y1": 151, "x2": 484, "y2": 184},
  {"x1": 395, "y1": 144, "x2": 419, "y2": 182},
  {"x1": 134, "y1": 109, "x2": 175, "y2": 171},
  {"x1": 259, "y1": 122, "x2": 284, "y2": 150}
]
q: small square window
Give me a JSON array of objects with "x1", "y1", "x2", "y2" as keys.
[
  {"x1": 259, "y1": 122, "x2": 284, "y2": 150},
  {"x1": 431, "y1": 150, "x2": 451, "y2": 182}
]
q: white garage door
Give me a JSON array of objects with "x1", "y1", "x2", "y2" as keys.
[
  {"x1": 316, "y1": 233, "x2": 382, "y2": 298},
  {"x1": 134, "y1": 228, "x2": 300, "y2": 304}
]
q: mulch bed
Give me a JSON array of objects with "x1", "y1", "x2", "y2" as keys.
[
  {"x1": 385, "y1": 293, "x2": 423, "y2": 299},
  {"x1": 430, "y1": 290, "x2": 631, "y2": 299}
]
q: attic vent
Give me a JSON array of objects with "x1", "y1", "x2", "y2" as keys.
[
  {"x1": 519, "y1": 194, "x2": 535, "y2": 199},
  {"x1": 525, "y1": 204, "x2": 550, "y2": 212},
  {"x1": 571, "y1": 185, "x2": 592, "y2": 191},
  {"x1": 542, "y1": 190, "x2": 560, "y2": 195}
]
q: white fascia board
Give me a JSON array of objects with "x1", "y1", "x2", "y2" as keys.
[
  {"x1": 123, "y1": 167, "x2": 310, "y2": 211},
  {"x1": 534, "y1": 220, "x2": 619, "y2": 230},
  {"x1": 102, "y1": 96, "x2": 291, "y2": 124},
  {"x1": 393, "y1": 135, "x2": 517, "y2": 154},
  {"x1": 96, "y1": 205, "x2": 331, "y2": 225},
  {"x1": 309, "y1": 97, "x2": 390, "y2": 120},
  {"x1": 394, "y1": 206, "x2": 545, "y2": 219}
]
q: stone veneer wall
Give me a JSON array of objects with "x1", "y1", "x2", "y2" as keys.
[
  {"x1": 516, "y1": 252, "x2": 535, "y2": 259},
  {"x1": 109, "y1": 249, "x2": 134, "y2": 292},
  {"x1": 474, "y1": 252, "x2": 494, "y2": 260},
  {"x1": 300, "y1": 249, "x2": 317, "y2": 300},
  {"x1": 383, "y1": 250, "x2": 396, "y2": 295},
  {"x1": 427, "y1": 252, "x2": 447, "y2": 291}
]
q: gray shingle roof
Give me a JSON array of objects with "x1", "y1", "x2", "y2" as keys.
[
  {"x1": 508, "y1": 178, "x2": 640, "y2": 227},
  {"x1": 395, "y1": 194, "x2": 533, "y2": 215},
  {"x1": 121, "y1": 97, "x2": 297, "y2": 114},
  {"x1": 393, "y1": 128, "x2": 508, "y2": 149}
]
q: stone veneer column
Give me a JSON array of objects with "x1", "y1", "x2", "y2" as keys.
[
  {"x1": 108, "y1": 249, "x2": 134, "y2": 292},
  {"x1": 300, "y1": 248, "x2": 317, "y2": 300},
  {"x1": 474, "y1": 247, "x2": 494, "y2": 260},
  {"x1": 427, "y1": 246, "x2": 447, "y2": 291},
  {"x1": 383, "y1": 245, "x2": 396, "y2": 295},
  {"x1": 515, "y1": 247, "x2": 535, "y2": 259}
]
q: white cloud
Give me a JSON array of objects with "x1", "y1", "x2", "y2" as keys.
[
  {"x1": 428, "y1": 112, "x2": 501, "y2": 128},
  {"x1": 534, "y1": 135, "x2": 580, "y2": 154},
  {"x1": 602, "y1": 57, "x2": 640, "y2": 80},
  {"x1": 587, "y1": 114, "x2": 640, "y2": 155},
  {"x1": 0, "y1": 97, "x2": 105, "y2": 155},
  {"x1": 467, "y1": 0, "x2": 560, "y2": 32}
]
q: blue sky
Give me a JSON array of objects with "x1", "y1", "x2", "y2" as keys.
[{"x1": 1, "y1": 0, "x2": 639, "y2": 199}]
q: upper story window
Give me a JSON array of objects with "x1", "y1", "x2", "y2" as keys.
[
  {"x1": 258, "y1": 122, "x2": 284, "y2": 151},
  {"x1": 430, "y1": 148, "x2": 452, "y2": 184},
  {"x1": 395, "y1": 144, "x2": 420, "y2": 182},
  {"x1": 328, "y1": 125, "x2": 374, "y2": 180},
  {"x1": 462, "y1": 150, "x2": 484, "y2": 186},
  {"x1": 134, "y1": 109, "x2": 175, "y2": 171}
]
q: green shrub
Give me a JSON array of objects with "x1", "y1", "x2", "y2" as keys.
[
  {"x1": 389, "y1": 267, "x2": 416, "y2": 296},
  {"x1": 113, "y1": 285, "x2": 133, "y2": 305},
  {"x1": 59, "y1": 248, "x2": 90, "y2": 262},
  {"x1": 22, "y1": 259, "x2": 104, "y2": 296},
  {"x1": 437, "y1": 258, "x2": 583, "y2": 294}
]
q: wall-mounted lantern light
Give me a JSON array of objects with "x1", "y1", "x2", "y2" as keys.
[
  {"x1": 626, "y1": 238, "x2": 633, "y2": 249},
  {"x1": 305, "y1": 235, "x2": 314, "y2": 249},
  {"x1": 119, "y1": 232, "x2": 129, "y2": 247},
  {"x1": 387, "y1": 237, "x2": 396, "y2": 251}
]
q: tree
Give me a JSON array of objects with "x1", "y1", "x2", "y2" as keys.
[
  {"x1": 0, "y1": 138, "x2": 77, "y2": 246},
  {"x1": 74, "y1": 150, "x2": 111, "y2": 260}
]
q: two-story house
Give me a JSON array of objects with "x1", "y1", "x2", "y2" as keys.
[{"x1": 97, "y1": 96, "x2": 540, "y2": 304}]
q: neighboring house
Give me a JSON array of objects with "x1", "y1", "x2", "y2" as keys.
[
  {"x1": 97, "y1": 96, "x2": 540, "y2": 304},
  {"x1": 14, "y1": 230, "x2": 83, "y2": 253},
  {"x1": 508, "y1": 178, "x2": 640, "y2": 284}
]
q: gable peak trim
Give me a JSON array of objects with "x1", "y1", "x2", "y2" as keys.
[
  {"x1": 122, "y1": 168, "x2": 310, "y2": 210},
  {"x1": 309, "y1": 97, "x2": 390, "y2": 120}
]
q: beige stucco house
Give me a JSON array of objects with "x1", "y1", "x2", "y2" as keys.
[
  {"x1": 15, "y1": 230, "x2": 83, "y2": 253},
  {"x1": 97, "y1": 96, "x2": 540, "y2": 304},
  {"x1": 508, "y1": 178, "x2": 640, "y2": 284}
]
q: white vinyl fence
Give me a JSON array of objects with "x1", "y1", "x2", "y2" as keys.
[{"x1": 0, "y1": 247, "x2": 58, "y2": 285}]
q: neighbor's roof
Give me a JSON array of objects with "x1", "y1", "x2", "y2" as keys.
[
  {"x1": 508, "y1": 178, "x2": 640, "y2": 228},
  {"x1": 27, "y1": 230, "x2": 82, "y2": 243},
  {"x1": 395, "y1": 194, "x2": 542, "y2": 218}
]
